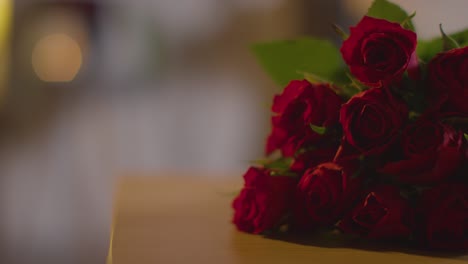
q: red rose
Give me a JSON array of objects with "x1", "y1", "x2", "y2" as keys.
[
  {"x1": 428, "y1": 47, "x2": 468, "y2": 115},
  {"x1": 419, "y1": 184, "x2": 468, "y2": 250},
  {"x1": 266, "y1": 80, "x2": 342, "y2": 156},
  {"x1": 339, "y1": 88, "x2": 408, "y2": 155},
  {"x1": 232, "y1": 167, "x2": 296, "y2": 234},
  {"x1": 341, "y1": 16, "x2": 417, "y2": 88},
  {"x1": 338, "y1": 185, "x2": 413, "y2": 239},
  {"x1": 381, "y1": 121, "x2": 464, "y2": 184},
  {"x1": 294, "y1": 162, "x2": 359, "y2": 229}
]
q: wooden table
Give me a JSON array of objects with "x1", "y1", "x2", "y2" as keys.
[{"x1": 108, "y1": 176, "x2": 468, "y2": 264}]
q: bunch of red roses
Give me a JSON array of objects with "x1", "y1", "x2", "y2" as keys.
[{"x1": 232, "y1": 14, "x2": 468, "y2": 250}]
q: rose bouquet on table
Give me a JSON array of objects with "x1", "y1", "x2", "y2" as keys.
[{"x1": 232, "y1": 0, "x2": 468, "y2": 250}]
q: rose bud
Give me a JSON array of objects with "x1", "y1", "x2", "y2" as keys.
[
  {"x1": 338, "y1": 185, "x2": 413, "y2": 239},
  {"x1": 294, "y1": 162, "x2": 360, "y2": 230},
  {"x1": 232, "y1": 167, "x2": 296, "y2": 234},
  {"x1": 266, "y1": 80, "x2": 343, "y2": 156},
  {"x1": 341, "y1": 16, "x2": 417, "y2": 88},
  {"x1": 339, "y1": 88, "x2": 408, "y2": 156},
  {"x1": 428, "y1": 46, "x2": 468, "y2": 115}
]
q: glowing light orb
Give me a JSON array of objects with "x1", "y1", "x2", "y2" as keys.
[{"x1": 32, "y1": 33, "x2": 82, "y2": 82}]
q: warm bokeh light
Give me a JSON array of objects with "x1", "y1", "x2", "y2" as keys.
[
  {"x1": 0, "y1": 0, "x2": 11, "y2": 49},
  {"x1": 0, "y1": 0, "x2": 11, "y2": 98},
  {"x1": 32, "y1": 33, "x2": 82, "y2": 82}
]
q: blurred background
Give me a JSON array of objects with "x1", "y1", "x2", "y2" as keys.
[{"x1": 0, "y1": 0, "x2": 466, "y2": 263}]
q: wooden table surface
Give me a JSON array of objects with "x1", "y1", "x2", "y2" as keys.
[{"x1": 108, "y1": 176, "x2": 468, "y2": 264}]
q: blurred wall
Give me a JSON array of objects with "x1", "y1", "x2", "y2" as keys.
[{"x1": 0, "y1": 1, "x2": 340, "y2": 263}]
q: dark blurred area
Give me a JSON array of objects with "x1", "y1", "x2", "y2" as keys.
[{"x1": 0, "y1": 0, "x2": 465, "y2": 263}]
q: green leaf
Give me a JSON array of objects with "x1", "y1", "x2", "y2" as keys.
[
  {"x1": 252, "y1": 157, "x2": 293, "y2": 170},
  {"x1": 401, "y1": 11, "x2": 416, "y2": 29},
  {"x1": 464, "y1": 133, "x2": 468, "y2": 141},
  {"x1": 332, "y1": 23, "x2": 348, "y2": 40},
  {"x1": 439, "y1": 24, "x2": 460, "y2": 51},
  {"x1": 408, "y1": 111, "x2": 421, "y2": 120},
  {"x1": 322, "y1": 72, "x2": 364, "y2": 100},
  {"x1": 270, "y1": 171, "x2": 297, "y2": 178},
  {"x1": 301, "y1": 71, "x2": 328, "y2": 84},
  {"x1": 345, "y1": 72, "x2": 365, "y2": 91},
  {"x1": 417, "y1": 28, "x2": 468, "y2": 62},
  {"x1": 252, "y1": 37, "x2": 343, "y2": 87},
  {"x1": 309, "y1": 124, "x2": 327, "y2": 135},
  {"x1": 251, "y1": 157, "x2": 298, "y2": 178},
  {"x1": 367, "y1": 0, "x2": 415, "y2": 31}
]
